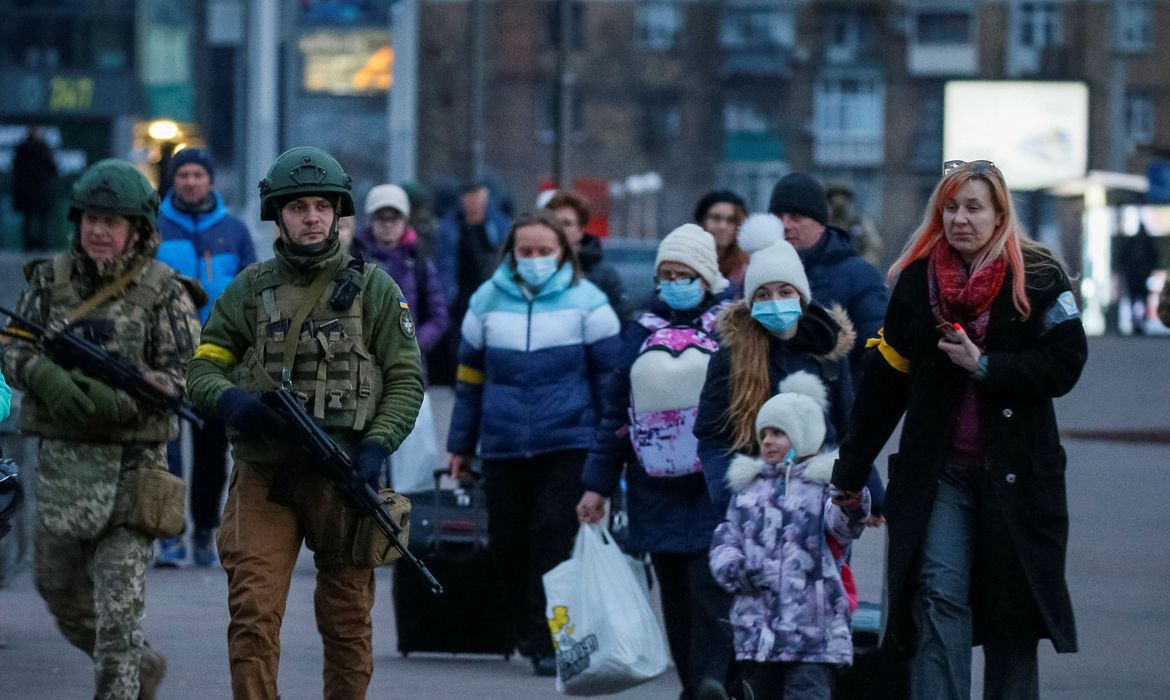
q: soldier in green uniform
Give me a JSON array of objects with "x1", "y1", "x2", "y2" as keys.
[
  {"x1": 186, "y1": 147, "x2": 423, "y2": 699},
  {"x1": 2, "y1": 159, "x2": 201, "y2": 699}
]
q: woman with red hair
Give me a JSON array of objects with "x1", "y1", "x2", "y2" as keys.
[{"x1": 830, "y1": 161, "x2": 1087, "y2": 700}]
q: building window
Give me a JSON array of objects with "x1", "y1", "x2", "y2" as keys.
[
  {"x1": 642, "y1": 97, "x2": 682, "y2": 154},
  {"x1": 543, "y1": 0, "x2": 585, "y2": 50},
  {"x1": 1125, "y1": 92, "x2": 1154, "y2": 145},
  {"x1": 636, "y1": 2, "x2": 683, "y2": 51},
  {"x1": 720, "y1": 6, "x2": 794, "y2": 49},
  {"x1": 1019, "y1": 2, "x2": 1062, "y2": 48},
  {"x1": 813, "y1": 74, "x2": 884, "y2": 166},
  {"x1": 915, "y1": 10, "x2": 971, "y2": 45},
  {"x1": 824, "y1": 7, "x2": 878, "y2": 62},
  {"x1": 1115, "y1": 0, "x2": 1153, "y2": 53}
]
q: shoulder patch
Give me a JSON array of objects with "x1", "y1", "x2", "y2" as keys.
[
  {"x1": 1044, "y1": 291, "x2": 1081, "y2": 330},
  {"x1": 399, "y1": 309, "x2": 416, "y2": 339}
]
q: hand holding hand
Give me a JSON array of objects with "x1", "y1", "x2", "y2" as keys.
[
  {"x1": 576, "y1": 491, "x2": 607, "y2": 524},
  {"x1": 937, "y1": 324, "x2": 982, "y2": 372}
]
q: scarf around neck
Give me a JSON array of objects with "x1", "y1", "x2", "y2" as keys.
[{"x1": 928, "y1": 242, "x2": 1005, "y2": 347}]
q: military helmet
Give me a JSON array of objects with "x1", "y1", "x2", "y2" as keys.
[
  {"x1": 259, "y1": 147, "x2": 354, "y2": 221},
  {"x1": 68, "y1": 159, "x2": 159, "y2": 229},
  {"x1": 0, "y1": 459, "x2": 22, "y2": 540}
]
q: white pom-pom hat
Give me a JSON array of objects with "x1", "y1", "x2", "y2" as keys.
[
  {"x1": 737, "y1": 213, "x2": 784, "y2": 254},
  {"x1": 755, "y1": 371, "x2": 828, "y2": 458},
  {"x1": 655, "y1": 223, "x2": 729, "y2": 294},
  {"x1": 743, "y1": 239, "x2": 811, "y2": 303}
]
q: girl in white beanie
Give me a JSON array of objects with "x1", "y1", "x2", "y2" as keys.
[
  {"x1": 709, "y1": 372, "x2": 871, "y2": 699},
  {"x1": 694, "y1": 239, "x2": 857, "y2": 510},
  {"x1": 577, "y1": 222, "x2": 737, "y2": 699}
]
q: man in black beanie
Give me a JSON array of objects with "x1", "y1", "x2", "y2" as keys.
[{"x1": 767, "y1": 172, "x2": 886, "y2": 387}]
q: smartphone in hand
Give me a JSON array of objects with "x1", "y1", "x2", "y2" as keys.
[{"x1": 936, "y1": 321, "x2": 962, "y2": 343}]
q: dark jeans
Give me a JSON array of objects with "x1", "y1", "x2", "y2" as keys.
[
  {"x1": 651, "y1": 551, "x2": 735, "y2": 698},
  {"x1": 741, "y1": 661, "x2": 833, "y2": 700},
  {"x1": 482, "y1": 450, "x2": 585, "y2": 657},
  {"x1": 166, "y1": 414, "x2": 231, "y2": 532}
]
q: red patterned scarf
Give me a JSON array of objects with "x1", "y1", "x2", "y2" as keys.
[{"x1": 928, "y1": 242, "x2": 1005, "y2": 347}]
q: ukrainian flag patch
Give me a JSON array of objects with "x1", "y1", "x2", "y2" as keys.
[{"x1": 398, "y1": 297, "x2": 410, "y2": 309}]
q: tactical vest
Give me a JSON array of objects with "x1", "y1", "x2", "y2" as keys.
[
  {"x1": 234, "y1": 258, "x2": 382, "y2": 434},
  {"x1": 20, "y1": 253, "x2": 179, "y2": 443}
]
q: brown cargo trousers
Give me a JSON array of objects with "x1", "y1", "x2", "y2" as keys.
[{"x1": 218, "y1": 458, "x2": 376, "y2": 700}]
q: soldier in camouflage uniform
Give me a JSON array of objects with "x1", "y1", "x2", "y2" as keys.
[
  {"x1": 186, "y1": 147, "x2": 423, "y2": 699},
  {"x1": 2, "y1": 159, "x2": 201, "y2": 699}
]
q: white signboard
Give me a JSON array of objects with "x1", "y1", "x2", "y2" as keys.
[{"x1": 944, "y1": 81, "x2": 1088, "y2": 190}]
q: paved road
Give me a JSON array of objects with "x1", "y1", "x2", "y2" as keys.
[{"x1": 1, "y1": 242, "x2": 1168, "y2": 698}]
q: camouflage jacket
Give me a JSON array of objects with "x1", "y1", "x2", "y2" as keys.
[
  {"x1": 4, "y1": 245, "x2": 199, "y2": 443},
  {"x1": 186, "y1": 238, "x2": 423, "y2": 463},
  {"x1": 709, "y1": 451, "x2": 869, "y2": 665}
]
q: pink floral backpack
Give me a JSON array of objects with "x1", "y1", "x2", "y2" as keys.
[{"x1": 627, "y1": 301, "x2": 731, "y2": 477}]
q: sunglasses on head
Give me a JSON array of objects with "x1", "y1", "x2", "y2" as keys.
[{"x1": 942, "y1": 159, "x2": 997, "y2": 176}]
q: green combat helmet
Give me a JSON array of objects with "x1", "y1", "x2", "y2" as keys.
[
  {"x1": 68, "y1": 159, "x2": 159, "y2": 229},
  {"x1": 259, "y1": 146, "x2": 355, "y2": 221}
]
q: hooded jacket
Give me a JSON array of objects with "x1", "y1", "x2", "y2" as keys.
[
  {"x1": 709, "y1": 451, "x2": 869, "y2": 664},
  {"x1": 577, "y1": 234, "x2": 627, "y2": 320},
  {"x1": 447, "y1": 261, "x2": 621, "y2": 459},
  {"x1": 157, "y1": 190, "x2": 257, "y2": 324},
  {"x1": 352, "y1": 226, "x2": 449, "y2": 358},
  {"x1": 695, "y1": 302, "x2": 855, "y2": 509}
]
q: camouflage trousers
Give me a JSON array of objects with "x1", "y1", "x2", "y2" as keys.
[{"x1": 34, "y1": 439, "x2": 162, "y2": 700}]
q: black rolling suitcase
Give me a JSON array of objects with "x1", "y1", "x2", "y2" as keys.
[{"x1": 392, "y1": 471, "x2": 515, "y2": 658}]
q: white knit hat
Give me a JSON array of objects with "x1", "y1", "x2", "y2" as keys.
[
  {"x1": 743, "y1": 239, "x2": 811, "y2": 302},
  {"x1": 365, "y1": 184, "x2": 411, "y2": 217},
  {"x1": 755, "y1": 371, "x2": 828, "y2": 458},
  {"x1": 655, "y1": 224, "x2": 729, "y2": 294},
  {"x1": 737, "y1": 213, "x2": 785, "y2": 254}
]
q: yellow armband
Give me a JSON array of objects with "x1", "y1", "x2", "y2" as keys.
[
  {"x1": 865, "y1": 328, "x2": 909, "y2": 374},
  {"x1": 456, "y1": 364, "x2": 484, "y2": 385},
  {"x1": 194, "y1": 343, "x2": 239, "y2": 367}
]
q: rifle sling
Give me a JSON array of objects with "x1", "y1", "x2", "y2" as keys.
[
  {"x1": 63, "y1": 258, "x2": 149, "y2": 324},
  {"x1": 271, "y1": 259, "x2": 343, "y2": 389}
]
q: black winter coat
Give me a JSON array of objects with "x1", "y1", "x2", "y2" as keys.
[{"x1": 832, "y1": 254, "x2": 1087, "y2": 658}]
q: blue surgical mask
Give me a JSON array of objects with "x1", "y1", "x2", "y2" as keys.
[
  {"x1": 515, "y1": 254, "x2": 560, "y2": 288},
  {"x1": 751, "y1": 298, "x2": 803, "y2": 332},
  {"x1": 657, "y1": 277, "x2": 705, "y2": 310}
]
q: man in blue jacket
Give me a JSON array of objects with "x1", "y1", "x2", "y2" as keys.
[{"x1": 156, "y1": 147, "x2": 257, "y2": 566}]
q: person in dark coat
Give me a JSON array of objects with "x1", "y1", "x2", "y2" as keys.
[
  {"x1": 831, "y1": 160, "x2": 1087, "y2": 700},
  {"x1": 1117, "y1": 223, "x2": 1159, "y2": 334},
  {"x1": 545, "y1": 190, "x2": 627, "y2": 320},
  {"x1": 694, "y1": 190, "x2": 749, "y2": 298},
  {"x1": 769, "y1": 172, "x2": 888, "y2": 389},
  {"x1": 11, "y1": 126, "x2": 58, "y2": 251},
  {"x1": 577, "y1": 224, "x2": 735, "y2": 700}
]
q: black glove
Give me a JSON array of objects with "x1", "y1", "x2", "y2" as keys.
[
  {"x1": 217, "y1": 388, "x2": 286, "y2": 434},
  {"x1": 353, "y1": 440, "x2": 390, "y2": 490}
]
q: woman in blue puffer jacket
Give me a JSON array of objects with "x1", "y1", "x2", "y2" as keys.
[{"x1": 447, "y1": 210, "x2": 621, "y2": 676}]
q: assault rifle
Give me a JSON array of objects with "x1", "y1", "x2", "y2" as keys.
[
  {"x1": 261, "y1": 388, "x2": 443, "y2": 594},
  {"x1": 0, "y1": 306, "x2": 204, "y2": 429}
]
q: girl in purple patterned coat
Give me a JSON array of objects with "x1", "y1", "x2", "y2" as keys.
[{"x1": 709, "y1": 372, "x2": 870, "y2": 699}]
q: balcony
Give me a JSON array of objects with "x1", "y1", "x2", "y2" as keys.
[
  {"x1": 907, "y1": 43, "x2": 977, "y2": 77},
  {"x1": 813, "y1": 133, "x2": 884, "y2": 168}
]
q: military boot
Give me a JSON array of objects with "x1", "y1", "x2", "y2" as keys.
[{"x1": 138, "y1": 647, "x2": 166, "y2": 699}]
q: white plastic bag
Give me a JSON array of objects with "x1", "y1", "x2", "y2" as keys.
[
  {"x1": 387, "y1": 392, "x2": 440, "y2": 494},
  {"x1": 542, "y1": 523, "x2": 669, "y2": 696}
]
